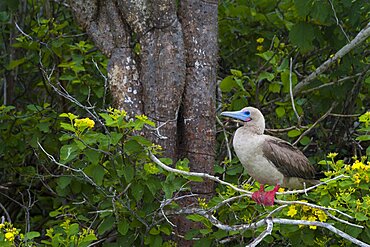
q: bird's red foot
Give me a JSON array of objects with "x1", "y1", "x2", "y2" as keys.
[{"x1": 252, "y1": 184, "x2": 280, "y2": 206}]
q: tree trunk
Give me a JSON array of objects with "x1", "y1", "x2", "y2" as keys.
[{"x1": 69, "y1": 0, "x2": 218, "y2": 245}]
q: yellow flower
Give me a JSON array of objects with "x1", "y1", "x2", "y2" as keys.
[
  {"x1": 0, "y1": 223, "x2": 4, "y2": 229},
  {"x1": 353, "y1": 173, "x2": 361, "y2": 184},
  {"x1": 352, "y1": 160, "x2": 365, "y2": 170},
  {"x1": 74, "y1": 118, "x2": 95, "y2": 129},
  {"x1": 356, "y1": 199, "x2": 362, "y2": 210},
  {"x1": 278, "y1": 187, "x2": 285, "y2": 193},
  {"x1": 198, "y1": 198, "x2": 208, "y2": 209},
  {"x1": 327, "y1": 152, "x2": 338, "y2": 159},
  {"x1": 287, "y1": 205, "x2": 298, "y2": 217},
  {"x1": 136, "y1": 114, "x2": 148, "y2": 121},
  {"x1": 256, "y1": 37, "x2": 264, "y2": 43},
  {"x1": 308, "y1": 215, "x2": 317, "y2": 229},
  {"x1": 5, "y1": 232, "x2": 15, "y2": 241},
  {"x1": 256, "y1": 45, "x2": 264, "y2": 52},
  {"x1": 314, "y1": 209, "x2": 327, "y2": 222}
]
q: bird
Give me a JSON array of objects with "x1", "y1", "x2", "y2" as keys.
[{"x1": 221, "y1": 106, "x2": 318, "y2": 206}]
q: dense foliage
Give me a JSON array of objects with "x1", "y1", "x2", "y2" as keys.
[{"x1": 0, "y1": 0, "x2": 369, "y2": 246}]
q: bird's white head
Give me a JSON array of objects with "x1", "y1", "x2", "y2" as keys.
[{"x1": 221, "y1": 106, "x2": 265, "y2": 134}]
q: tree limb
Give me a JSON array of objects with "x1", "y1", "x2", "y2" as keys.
[{"x1": 293, "y1": 22, "x2": 370, "y2": 94}]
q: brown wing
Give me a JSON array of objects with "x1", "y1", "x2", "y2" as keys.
[{"x1": 262, "y1": 136, "x2": 316, "y2": 179}]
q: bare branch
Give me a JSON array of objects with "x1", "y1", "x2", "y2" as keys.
[
  {"x1": 166, "y1": 206, "x2": 368, "y2": 246},
  {"x1": 300, "y1": 73, "x2": 363, "y2": 94},
  {"x1": 293, "y1": 102, "x2": 337, "y2": 145},
  {"x1": 151, "y1": 152, "x2": 357, "y2": 226},
  {"x1": 37, "y1": 142, "x2": 108, "y2": 196},
  {"x1": 247, "y1": 218, "x2": 273, "y2": 247},
  {"x1": 294, "y1": 22, "x2": 370, "y2": 94},
  {"x1": 0, "y1": 202, "x2": 11, "y2": 223},
  {"x1": 274, "y1": 218, "x2": 369, "y2": 247},
  {"x1": 278, "y1": 174, "x2": 348, "y2": 195},
  {"x1": 328, "y1": 0, "x2": 350, "y2": 42},
  {"x1": 289, "y1": 57, "x2": 301, "y2": 124},
  {"x1": 149, "y1": 152, "x2": 252, "y2": 195}
]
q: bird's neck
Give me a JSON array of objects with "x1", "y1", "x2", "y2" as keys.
[{"x1": 242, "y1": 124, "x2": 264, "y2": 135}]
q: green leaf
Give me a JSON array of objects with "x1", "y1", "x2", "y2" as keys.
[
  {"x1": 258, "y1": 71, "x2": 275, "y2": 82},
  {"x1": 230, "y1": 69, "x2": 242, "y2": 77},
  {"x1": 356, "y1": 135, "x2": 370, "y2": 141},
  {"x1": 110, "y1": 132, "x2": 123, "y2": 145},
  {"x1": 281, "y1": 70, "x2": 297, "y2": 93},
  {"x1": 68, "y1": 223, "x2": 79, "y2": 235},
  {"x1": 84, "y1": 164, "x2": 105, "y2": 185},
  {"x1": 288, "y1": 129, "x2": 301, "y2": 138},
  {"x1": 220, "y1": 76, "x2": 237, "y2": 92},
  {"x1": 257, "y1": 50, "x2": 276, "y2": 64},
  {"x1": 25, "y1": 231, "x2": 40, "y2": 240},
  {"x1": 131, "y1": 136, "x2": 152, "y2": 147},
  {"x1": 184, "y1": 175, "x2": 204, "y2": 182},
  {"x1": 59, "y1": 144, "x2": 79, "y2": 163},
  {"x1": 6, "y1": 58, "x2": 26, "y2": 70},
  {"x1": 299, "y1": 136, "x2": 311, "y2": 146},
  {"x1": 225, "y1": 164, "x2": 243, "y2": 175},
  {"x1": 268, "y1": 82, "x2": 281, "y2": 93},
  {"x1": 124, "y1": 140, "x2": 142, "y2": 155},
  {"x1": 194, "y1": 238, "x2": 212, "y2": 247},
  {"x1": 289, "y1": 22, "x2": 315, "y2": 52},
  {"x1": 59, "y1": 112, "x2": 78, "y2": 120},
  {"x1": 98, "y1": 216, "x2": 115, "y2": 235},
  {"x1": 301, "y1": 228, "x2": 315, "y2": 245},
  {"x1": 149, "y1": 226, "x2": 161, "y2": 235},
  {"x1": 160, "y1": 225, "x2": 171, "y2": 236},
  {"x1": 275, "y1": 106, "x2": 286, "y2": 118},
  {"x1": 186, "y1": 214, "x2": 206, "y2": 222},
  {"x1": 117, "y1": 219, "x2": 129, "y2": 236},
  {"x1": 184, "y1": 229, "x2": 200, "y2": 240},
  {"x1": 123, "y1": 165, "x2": 134, "y2": 183},
  {"x1": 355, "y1": 212, "x2": 368, "y2": 221},
  {"x1": 57, "y1": 176, "x2": 72, "y2": 189},
  {"x1": 294, "y1": 0, "x2": 313, "y2": 17},
  {"x1": 199, "y1": 228, "x2": 212, "y2": 235},
  {"x1": 311, "y1": 1, "x2": 330, "y2": 23},
  {"x1": 131, "y1": 183, "x2": 144, "y2": 202},
  {"x1": 60, "y1": 122, "x2": 75, "y2": 132},
  {"x1": 84, "y1": 149, "x2": 100, "y2": 165},
  {"x1": 99, "y1": 113, "x2": 115, "y2": 126}
]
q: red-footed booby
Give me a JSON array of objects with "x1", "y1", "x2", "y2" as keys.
[{"x1": 221, "y1": 107, "x2": 318, "y2": 206}]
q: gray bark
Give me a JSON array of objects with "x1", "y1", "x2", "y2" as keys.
[{"x1": 69, "y1": 0, "x2": 218, "y2": 245}]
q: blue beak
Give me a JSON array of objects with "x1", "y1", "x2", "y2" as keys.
[{"x1": 221, "y1": 110, "x2": 248, "y2": 122}]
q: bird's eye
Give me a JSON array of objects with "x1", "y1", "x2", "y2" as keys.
[{"x1": 244, "y1": 111, "x2": 251, "y2": 116}]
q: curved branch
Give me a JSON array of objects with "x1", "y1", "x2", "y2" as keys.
[
  {"x1": 150, "y1": 152, "x2": 251, "y2": 195},
  {"x1": 294, "y1": 22, "x2": 370, "y2": 94},
  {"x1": 247, "y1": 218, "x2": 273, "y2": 247}
]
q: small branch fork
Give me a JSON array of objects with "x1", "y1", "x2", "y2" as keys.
[{"x1": 150, "y1": 152, "x2": 369, "y2": 246}]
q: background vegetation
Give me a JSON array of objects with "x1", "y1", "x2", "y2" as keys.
[{"x1": 0, "y1": 0, "x2": 369, "y2": 246}]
